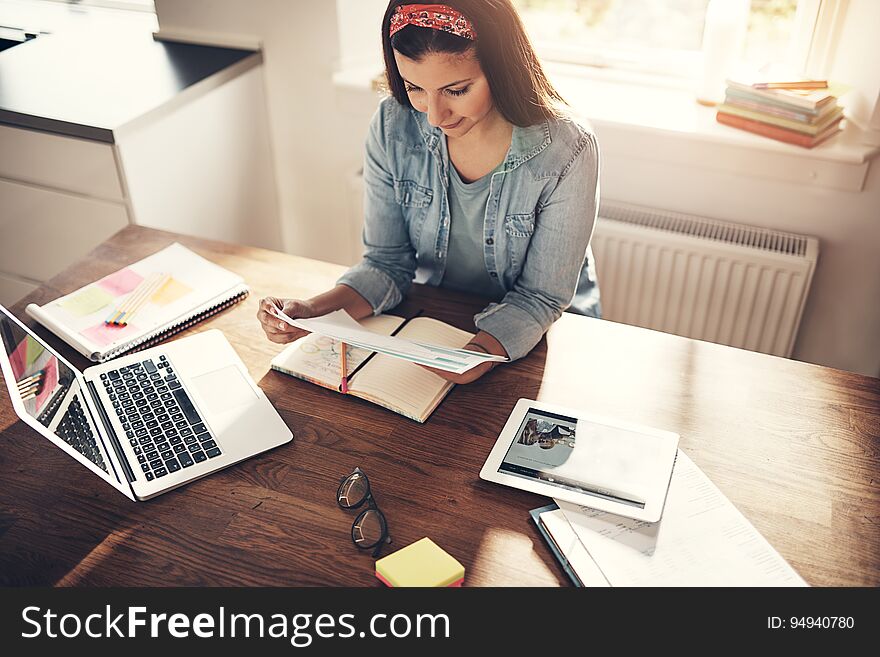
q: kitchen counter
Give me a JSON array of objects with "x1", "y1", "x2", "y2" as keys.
[{"x1": 0, "y1": 2, "x2": 258, "y2": 142}]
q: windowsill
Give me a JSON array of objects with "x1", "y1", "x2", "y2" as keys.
[
  {"x1": 545, "y1": 62, "x2": 878, "y2": 166},
  {"x1": 333, "y1": 63, "x2": 878, "y2": 192}
]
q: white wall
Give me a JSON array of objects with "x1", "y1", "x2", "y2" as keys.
[{"x1": 154, "y1": 0, "x2": 880, "y2": 377}]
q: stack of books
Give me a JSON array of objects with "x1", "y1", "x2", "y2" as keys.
[{"x1": 716, "y1": 78, "x2": 846, "y2": 148}]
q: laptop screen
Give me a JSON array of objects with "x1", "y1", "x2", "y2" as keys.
[
  {"x1": 0, "y1": 308, "x2": 77, "y2": 428},
  {"x1": 0, "y1": 306, "x2": 135, "y2": 498}
]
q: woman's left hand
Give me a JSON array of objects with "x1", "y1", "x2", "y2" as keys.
[{"x1": 418, "y1": 331, "x2": 507, "y2": 384}]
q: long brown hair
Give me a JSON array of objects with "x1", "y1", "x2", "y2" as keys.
[{"x1": 381, "y1": 0, "x2": 566, "y2": 127}]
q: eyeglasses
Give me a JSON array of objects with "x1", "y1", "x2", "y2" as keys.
[{"x1": 336, "y1": 467, "x2": 392, "y2": 558}]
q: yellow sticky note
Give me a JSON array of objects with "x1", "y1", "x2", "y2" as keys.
[
  {"x1": 59, "y1": 286, "x2": 115, "y2": 317},
  {"x1": 150, "y1": 277, "x2": 192, "y2": 306},
  {"x1": 375, "y1": 537, "x2": 464, "y2": 587}
]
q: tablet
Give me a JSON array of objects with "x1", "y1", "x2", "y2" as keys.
[{"x1": 480, "y1": 399, "x2": 679, "y2": 522}]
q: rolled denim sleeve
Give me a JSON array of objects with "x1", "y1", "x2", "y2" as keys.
[
  {"x1": 476, "y1": 131, "x2": 600, "y2": 361},
  {"x1": 337, "y1": 103, "x2": 417, "y2": 314}
]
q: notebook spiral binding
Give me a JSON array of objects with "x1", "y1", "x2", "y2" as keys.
[{"x1": 94, "y1": 288, "x2": 250, "y2": 362}]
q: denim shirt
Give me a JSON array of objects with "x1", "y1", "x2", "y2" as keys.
[{"x1": 338, "y1": 97, "x2": 601, "y2": 361}]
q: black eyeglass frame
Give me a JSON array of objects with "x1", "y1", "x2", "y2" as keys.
[{"x1": 337, "y1": 467, "x2": 392, "y2": 558}]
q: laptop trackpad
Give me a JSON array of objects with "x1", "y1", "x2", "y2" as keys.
[{"x1": 191, "y1": 366, "x2": 257, "y2": 415}]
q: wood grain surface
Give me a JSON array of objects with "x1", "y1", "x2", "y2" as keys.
[{"x1": 0, "y1": 226, "x2": 877, "y2": 586}]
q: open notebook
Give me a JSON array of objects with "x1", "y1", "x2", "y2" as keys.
[
  {"x1": 271, "y1": 315, "x2": 473, "y2": 423},
  {"x1": 26, "y1": 243, "x2": 248, "y2": 362}
]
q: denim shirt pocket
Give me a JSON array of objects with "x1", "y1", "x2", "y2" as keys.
[
  {"x1": 394, "y1": 179, "x2": 433, "y2": 208},
  {"x1": 504, "y1": 212, "x2": 535, "y2": 238},
  {"x1": 394, "y1": 179, "x2": 433, "y2": 246},
  {"x1": 503, "y1": 211, "x2": 535, "y2": 273}
]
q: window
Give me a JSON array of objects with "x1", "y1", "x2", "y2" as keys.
[{"x1": 513, "y1": 0, "x2": 825, "y2": 80}]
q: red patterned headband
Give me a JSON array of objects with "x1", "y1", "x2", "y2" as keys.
[{"x1": 389, "y1": 4, "x2": 477, "y2": 41}]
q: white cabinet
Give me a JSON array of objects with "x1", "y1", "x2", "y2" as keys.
[
  {"x1": 0, "y1": 127, "x2": 130, "y2": 305},
  {"x1": 115, "y1": 64, "x2": 280, "y2": 251},
  {"x1": 0, "y1": 178, "x2": 130, "y2": 280},
  {"x1": 0, "y1": 61, "x2": 280, "y2": 307},
  {"x1": 0, "y1": 123, "x2": 124, "y2": 200}
]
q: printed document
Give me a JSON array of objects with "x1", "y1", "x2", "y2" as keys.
[
  {"x1": 271, "y1": 308, "x2": 507, "y2": 374},
  {"x1": 558, "y1": 451, "x2": 807, "y2": 586}
]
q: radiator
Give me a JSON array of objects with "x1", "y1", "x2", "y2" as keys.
[{"x1": 591, "y1": 201, "x2": 819, "y2": 358}]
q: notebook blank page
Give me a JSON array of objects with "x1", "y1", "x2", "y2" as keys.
[{"x1": 349, "y1": 318, "x2": 472, "y2": 419}]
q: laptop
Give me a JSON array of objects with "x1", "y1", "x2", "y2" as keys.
[{"x1": 0, "y1": 304, "x2": 292, "y2": 501}]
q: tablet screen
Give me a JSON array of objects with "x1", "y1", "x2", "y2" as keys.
[{"x1": 498, "y1": 407, "x2": 651, "y2": 510}]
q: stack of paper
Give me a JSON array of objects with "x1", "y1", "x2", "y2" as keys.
[{"x1": 535, "y1": 451, "x2": 806, "y2": 586}]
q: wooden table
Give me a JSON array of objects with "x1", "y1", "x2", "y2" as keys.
[{"x1": 1, "y1": 227, "x2": 877, "y2": 586}]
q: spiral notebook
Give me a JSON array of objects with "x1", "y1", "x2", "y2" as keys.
[{"x1": 26, "y1": 243, "x2": 249, "y2": 362}]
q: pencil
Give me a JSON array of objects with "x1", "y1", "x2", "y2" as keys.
[
  {"x1": 105, "y1": 272, "x2": 170, "y2": 326},
  {"x1": 17, "y1": 371, "x2": 42, "y2": 394},
  {"x1": 18, "y1": 383, "x2": 40, "y2": 398},
  {"x1": 119, "y1": 273, "x2": 170, "y2": 325},
  {"x1": 340, "y1": 341, "x2": 348, "y2": 394},
  {"x1": 106, "y1": 276, "x2": 152, "y2": 325},
  {"x1": 16, "y1": 371, "x2": 42, "y2": 387},
  {"x1": 111, "y1": 273, "x2": 158, "y2": 324}
]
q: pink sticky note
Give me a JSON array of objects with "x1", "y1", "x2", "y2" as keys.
[
  {"x1": 82, "y1": 321, "x2": 139, "y2": 347},
  {"x1": 97, "y1": 268, "x2": 143, "y2": 297},
  {"x1": 34, "y1": 356, "x2": 59, "y2": 413},
  {"x1": 9, "y1": 338, "x2": 27, "y2": 380}
]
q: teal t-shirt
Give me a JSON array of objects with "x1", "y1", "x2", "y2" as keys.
[{"x1": 442, "y1": 163, "x2": 506, "y2": 301}]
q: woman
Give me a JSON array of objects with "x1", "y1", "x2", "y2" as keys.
[{"x1": 258, "y1": 0, "x2": 600, "y2": 384}]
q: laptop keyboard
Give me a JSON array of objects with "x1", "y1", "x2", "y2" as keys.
[
  {"x1": 56, "y1": 395, "x2": 108, "y2": 472},
  {"x1": 101, "y1": 355, "x2": 222, "y2": 482}
]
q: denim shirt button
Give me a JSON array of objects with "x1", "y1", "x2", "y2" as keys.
[
  {"x1": 490, "y1": 272, "x2": 498, "y2": 278},
  {"x1": 486, "y1": 237, "x2": 494, "y2": 245}
]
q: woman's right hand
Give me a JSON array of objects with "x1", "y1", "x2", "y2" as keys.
[{"x1": 257, "y1": 296, "x2": 317, "y2": 344}]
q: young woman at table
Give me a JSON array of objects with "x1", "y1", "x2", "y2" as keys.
[{"x1": 258, "y1": 0, "x2": 601, "y2": 384}]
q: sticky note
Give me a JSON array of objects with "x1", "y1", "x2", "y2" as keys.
[
  {"x1": 375, "y1": 537, "x2": 465, "y2": 587},
  {"x1": 59, "y1": 286, "x2": 115, "y2": 317},
  {"x1": 82, "y1": 321, "x2": 138, "y2": 347},
  {"x1": 96, "y1": 268, "x2": 143, "y2": 297},
  {"x1": 150, "y1": 277, "x2": 192, "y2": 306}
]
